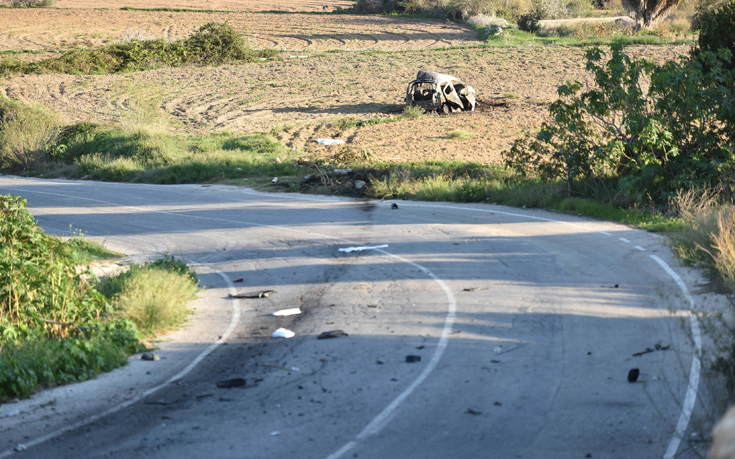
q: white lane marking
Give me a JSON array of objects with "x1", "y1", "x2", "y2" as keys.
[
  {"x1": 2, "y1": 185, "x2": 457, "y2": 459},
  {"x1": 635, "y1": 246, "x2": 646, "y2": 252},
  {"x1": 3, "y1": 181, "x2": 702, "y2": 459},
  {"x1": 650, "y1": 255, "x2": 702, "y2": 459},
  {"x1": 326, "y1": 249, "x2": 456, "y2": 459},
  {"x1": 600, "y1": 231, "x2": 613, "y2": 236},
  {"x1": 619, "y1": 237, "x2": 631, "y2": 243},
  {"x1": 0, "y1": 273, "x2": 241, "y2": 459}
]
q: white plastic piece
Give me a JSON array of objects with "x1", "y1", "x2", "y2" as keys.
[
  {"x1": 272, "y1": 328, "x2": 295, "y2": 338},
  {"x1": 314, "y1": 139, "x2": 345, "y2": 146},
  {"x1": 271, "y1": 177, "x2": 278, "y2": 183},
  {"x1": 338, "y1": 244, "x2": 388, "y2": 253},
  {"x1": 273, "y1": 308, "x2": 302, "y2": 317}
]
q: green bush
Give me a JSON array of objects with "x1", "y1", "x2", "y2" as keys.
[
  {"x1": 6, "y1": 0, "x2": 55, "y2": 6},
  {"x1": 0, "y1": 22, "x2": 279, "y2": 76},
  {"x1": 0, "y1": 320, "x2": 140, "y2": 399},
  {"x1": 0, "y1": 195, "x2": 110, "y2": 346},
  {"x1": 694, "y1": 0, "x2": 735, "y2": 70},
  {"x1": 0, "y1": 97, "x2": 63, "y2": 169},
  {"x1": 503, "y1": 43, "x2": 735, "y2": 205},
  {"x1": 517, "y1": 12, "x2": 542, "y2": 31}
]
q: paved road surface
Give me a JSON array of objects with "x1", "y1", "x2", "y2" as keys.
[{"x1": 0, "y1": 177, "x2": 713, "y2": 458}]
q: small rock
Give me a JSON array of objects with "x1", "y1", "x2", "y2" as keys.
[
  {"x1": 355, "y1": 180, "x2": 366, "y2": 189},
  {"x1": 628, "y1": 368, "x2": 640, "y2": 383},
  {"x1": 14, "y1": 445, "x2": 25, "y2": 452},
  {"x1": 405, "y1": 355, "x2": 421, "y2": 363},
  {"x1": 141, "y1": 353, "x2": 160, "y2": 361}
]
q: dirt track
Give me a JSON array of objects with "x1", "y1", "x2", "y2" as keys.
[{"x1": 0, "y1": 5, "x2": 689, "y2": 165}]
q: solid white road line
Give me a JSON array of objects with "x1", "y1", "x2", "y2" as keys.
[{"x1": 0, "y1": 273, "x2": 242, "y2": 459}]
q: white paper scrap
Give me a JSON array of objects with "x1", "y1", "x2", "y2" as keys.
[
  {"x1": 338, "y1": 244, "x2": 389, "y2": 253},
  {"x1": 273, "y1": 308, "x2": 302, "y2": 317},
  {"x1": 272, "y1": 328, "x2": 295, "y2": 338},
  {"x1": 314, "y1": 139, "x2": 345, "y2": 146}
]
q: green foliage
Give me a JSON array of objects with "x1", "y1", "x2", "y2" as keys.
[
  {"x1": 504, "y1": 43, "x2": 735, "y2": 205},
  {"x1": 0, "y1": 198, "x2": 144, "y2": 399},
  {"x1": 65, "y1": 230, "x2": 121, "y2": 266},
  {"x1": 98, "y1": 256, "x2": 199, "y2": 338},
  {"x1": 5, "y1": 0, "x2": 55, "y2": 6},
  {"x1": 0, "y1": 22, "x2": 279, "y2": 76},
  {"x1": 0, "y1": 96, "x2": 63, "y2": 169},
  {"x1": 693, "y1": 0, "x2": 735, "y2": 70},
  {"x1": 0, "y1": 320, "x2": 140, "y2": 399},
  {"x1": 447, "y1": 129, "x2": 475, "y2": 140},
  {"x1": 518, "y1": 12, "x2": 542, "y2": 31},
  {"x1": 401, "y1": 104, "x2": 426, "y2": 120},
  {"x1": 0, "y1": 195, "x2": 110, "y2": 346}
]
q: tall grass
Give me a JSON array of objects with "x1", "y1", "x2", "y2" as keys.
[
  {"x1": 109, "y1": 268, "x2": 198, "y2": 337},
  {"x1": 0, "y1": 97, "x2": 63, "y2": 169}
]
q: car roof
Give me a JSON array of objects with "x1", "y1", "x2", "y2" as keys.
[{"x1": 413, "y1": 69, "x2": 462, "y2": 85}]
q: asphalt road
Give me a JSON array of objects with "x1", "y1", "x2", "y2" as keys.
[{"x1": 0, "y1": 176, "x2": 714, "y2": 458}]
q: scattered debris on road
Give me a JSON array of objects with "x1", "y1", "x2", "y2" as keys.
[
  {"x1": 465, "y1": 408, "x2": 482, "y2": 415},
  {"x1": 233, "y1": 278, "x2": 244, "y2": 283},
  {"x1": 628, "y1": 368, "x2": 640, "y2": 383},
  {"x1": 216, "y1": 378, "x2": 246, "y2": 388},
  {"x1": 264, "y1": 364, "x2": 299, "y2": 372},
  {"x1": 317, "y1": 330, "x2": 348, "y2": 340},
  {"x1": 463, "y1": 287, "x2": 487, "y2": 292},
  {"x1": 391, "y1": 203, "x2": 398, "y2": 209},
  {"x1": 338, "y1": 244, "x2": 388, "y2": 253},
  {"x1": 141, "y1": 353, "x2": 160, "y2": 361},
  {"x1": 405, "y1": 355, "x2": 422, "y2": 363},
  {"x1": 273, "y1": 308, "x2": 302, "y2": 317},
  {"x1": 272, "y1": 328, "x2": 296, "y2": 338},
  {"x1": 633, "y1": 343, "x2": 671, "y2": 357},
  {"x1": 229, "y1": 290, "x2": 275, "y2": 299}
]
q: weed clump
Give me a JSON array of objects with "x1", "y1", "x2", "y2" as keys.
[
  {"x1": 0, "y1": 96, "x2": 63, "y2": 169},
  {"x1": 0, "y1": 22, "x2": 279, "y2": 76}
]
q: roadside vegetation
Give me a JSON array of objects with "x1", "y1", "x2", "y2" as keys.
[
  {"x1": 0, "y1": 22, "x2": 278, "y2": 76},
  {"x1": 0, "y1": 196, "x2": 199, "y2": 399},
  {"x1": 1, "y1": 0, "x2": 733, "y2": 398}
]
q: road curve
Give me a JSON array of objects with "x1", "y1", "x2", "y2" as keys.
[{"x1": 0, "y1": 176, "x2": 712, "y2": 459}]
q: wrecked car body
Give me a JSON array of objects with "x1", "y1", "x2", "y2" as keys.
[{"x1": 405, "y1": 70, "x2": 476, "y2": 114}]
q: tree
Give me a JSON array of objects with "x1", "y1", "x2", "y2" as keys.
[{"x1": 621, "y1": 0, "x2": 681, "y2": 29}]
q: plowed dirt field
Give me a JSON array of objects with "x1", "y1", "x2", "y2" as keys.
[{"x1": 0, "y1": 3, "x2": 688, "y2": 164}]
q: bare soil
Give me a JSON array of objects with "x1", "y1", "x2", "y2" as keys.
[{"x1": 0, "y1": 5, "x2": 689, "y2": 165}]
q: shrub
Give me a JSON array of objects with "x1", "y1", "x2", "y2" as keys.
[
  {"x1": 694, "y1": 0, "x2": 735, "y2": 70},
  {"x1": 517, "y1": 12, "x2": 542, "y2": 31},
  {"x1": 0, "y1": 97, "x2": 63, "y2": 169},
  {"x1": 5, "y1": 0, "x2": 55, "y2": 6},
  {"x1": 503, "y1": 43, "x2": 735, "y2": 204},
  {"x1": 0, "y1": 320, "x2": 140, "y2": 399},
  {"x1": 0, "y1": 22, "x2": 279, "y2": 76},
  {"x1": 103, "y1": 257, "x2": 198, "y2": 337},
  {"x1": 0, "y1": 195, "x2": 111, "y2": 347}
]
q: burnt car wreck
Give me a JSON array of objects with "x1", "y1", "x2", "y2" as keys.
[{"x1": 405, "y1": 70, "x2": 476, "y2": 114}]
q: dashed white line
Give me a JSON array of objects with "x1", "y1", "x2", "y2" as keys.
[{"x1": 619, "y1": 237, "x2": 631, "y2": 243}]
